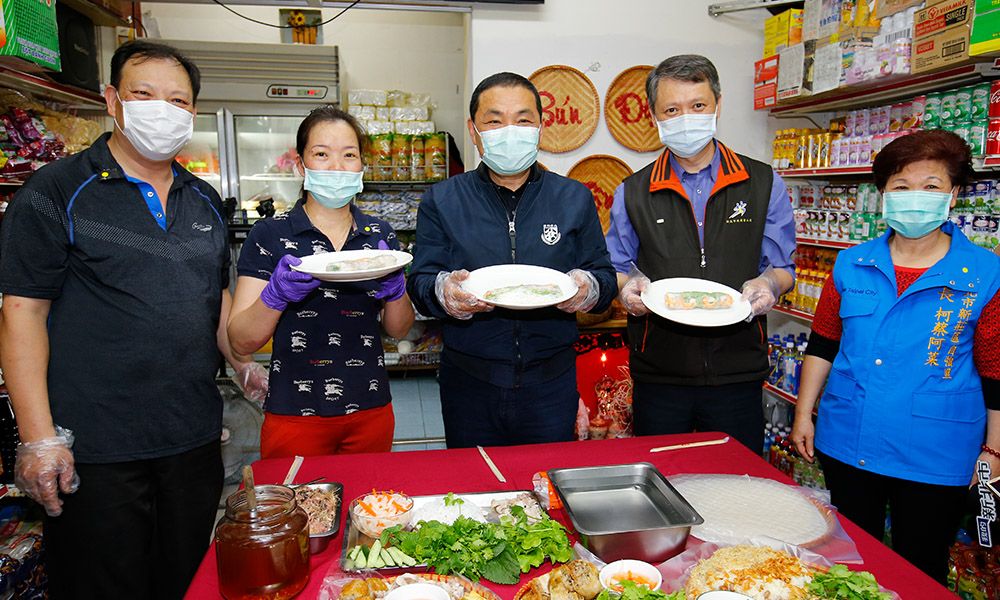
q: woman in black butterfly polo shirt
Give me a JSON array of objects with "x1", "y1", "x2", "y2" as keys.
[{"x1": 228, "y1": 107, "x2": 414, "y2": 457}]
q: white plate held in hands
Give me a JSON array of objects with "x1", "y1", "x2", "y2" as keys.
[
  {"x1": 641, "y1": 277, "x2": 752, "y2": 327},
  {"x1": 292, "y1": 249, "x2": 412, "y2": 283},
  {"x1": 462, "y1": 265, "x2": 577, "y2": 310}
]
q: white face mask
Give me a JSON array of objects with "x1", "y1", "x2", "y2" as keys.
[
  {"x1": 655, "y1": 111, "x2": 717, "y2": 158},
  {"x1": 116, "y1": 94, "x2": 194, "y2": 161}
]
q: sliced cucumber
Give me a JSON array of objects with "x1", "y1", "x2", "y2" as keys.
[
  {"x1": 381, "y1": 548, "x2": 396, "y2": 567},
  {"x1": 366, "y1": 540, "x2": 383, "y2": 568}
]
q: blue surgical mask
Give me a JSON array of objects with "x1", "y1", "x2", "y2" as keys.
[
  {"x1": 882, "y1": 190, "x2": 953, "y2": 239},
  {"x1": 304, "y1": 168, "x2": 364, "y2": 209},
  {"x1": 656, "y1": 112, "x2": 717, "y2": 158},
  {"x1": 475, "y1": 124, "x2": 540, "y2": 175}
]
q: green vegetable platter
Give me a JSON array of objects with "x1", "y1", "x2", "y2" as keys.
[{"x1": 341, "y1": 490, "x2": 574, "y2": 585}]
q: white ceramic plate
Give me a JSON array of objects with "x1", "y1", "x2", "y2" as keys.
[
  {"x1": 292, "y1": 249, "x2": 412, "y2": 283},
  {"x1": 462, "y1": 265, "x2": 577, "y2": 310},
  {"x1": 641, "y1": 277, "x2": 752, "y2": 327}
]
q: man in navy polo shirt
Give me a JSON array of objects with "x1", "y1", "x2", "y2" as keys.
[{"x1": 0, "y1": 41, "x2": 261, "y2": 599}]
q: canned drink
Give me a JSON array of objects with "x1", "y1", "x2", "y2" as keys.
[
  {"x1": 889, "y1": 103, "x2": 903, "y2": 132},
  {"x1": 970, "y1": 120, "x2": 987, "y2": 157},
  {"x1": 953, "y1": 121, "x2": 972, "y2": 144},
  {"x1": 972, "y1": 83, "x2": 990, "y2": 121},
  {"x1": 941, "y1": 90, "x2": 958, "y2": 125},
  {"x1": 924, "y1": 92, "x2": 943, "y2": 129},
  {"x1": 955, "y1": 87, "x2": 974, "y2": 122},
  {"x1": 991, "y1": 81, "x2": 1000, "y2": 119},
  {"x1": 988, "y1": 119, "x2": 1000, "y2": 156},
  {"x1": 911, "y1": 96, "x2": 926, "y2": 129}
]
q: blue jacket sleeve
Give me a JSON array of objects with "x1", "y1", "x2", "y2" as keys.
[
  {"x1": 406, "y1": 186, "x2": 451, "y2": 319},
  {"x1": 573, "y1": 185, "x2": 617, "y2": 314}
]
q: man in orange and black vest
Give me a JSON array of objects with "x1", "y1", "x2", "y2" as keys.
[{"x1": 605, "y1": 55, "x2": 796, "y2": 452}]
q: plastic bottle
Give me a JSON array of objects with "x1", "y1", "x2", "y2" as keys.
[{"x1": 781, "y1": 342, "x2": 797, "y2": 393}]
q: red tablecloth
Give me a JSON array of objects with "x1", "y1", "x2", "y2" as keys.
[{"x1": 185, "y1": 433, "x2": 953, "y2": 599}]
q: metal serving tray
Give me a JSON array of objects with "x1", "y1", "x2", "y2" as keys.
[
  {"x1": 547, "y1": 462, "x2": 703, "y2": 563},
  {"x1": 340, "y1": 489, "x2": 535, "y2": 572}
]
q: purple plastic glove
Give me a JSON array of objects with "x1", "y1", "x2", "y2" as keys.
[
  {"x1": 374, "y1": 240, "x2": 406, "y2": 302},
  {"x1": 260, "y1": 254, "x2": 321, "y2": 311}
]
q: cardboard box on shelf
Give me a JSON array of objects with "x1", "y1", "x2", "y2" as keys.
[
  {"x1": 970, "y1": 8, "x2": 1000, "y2": 55},
  {"x1": 0, "y1": 0, "x2": 60, "y2": 71},
  {"x1": 754, "y1": 55, "x2": 779, "y2": 110},
  {"x1": 914, "y1": 0, "x2": 975, "y2": 39},
  {"x1": 803, "y1": 0, "x2": 821, "y2": 41},
  {"x1": 912, "y1": 24, "x2": 972, "y2": 73},
  {"x1": 764, "y1": 9, "x2": 804, "y2": 57},
  {"x1": 817, "y1": 0, "x2": 843, "y2": 40},
  {"x1": 877, "y1": 0, "x2": 926, "y2": 18}
]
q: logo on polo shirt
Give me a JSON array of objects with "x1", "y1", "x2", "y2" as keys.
[
  {"x1": 294, "y1": 379, "x2": 313, "y2": 393},
  {"x1": 541, "y1": 224, "x2": 561, "y2": 246},
  {"x1": 328, "y1": 332, "x2": 342, "y2": 346},
  {"x1": 324, "y1": 377, "x2": 344, "y2": 400},
  {"x1": 726, "y1": 201, "x2": 753, "y2": 224},
  {"x1": 346, "y1": 359, "x2": 365, "y2": 367},
  {"x1": 369, "y1": 379, "x2": 380, "y2": 392},
  {"x1": 280, "y1": 238, "x2": 298, "y2": 250},
  {"x1": 291, "y1": 330, "x2": 307, "y2": 352},
  {"x1": 192, "y1": 222, "x2": 213, "y2": 232},
  {"x1": 360, "y1": 335, "x2": 376, "y2": 347}
]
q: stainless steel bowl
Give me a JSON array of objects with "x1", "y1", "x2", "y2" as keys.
[
  {"x1": 295, "y1": 482, "x2": 343, "y2": 554},
  {"x1": 548, "y1": 462, "x2": 703, "y2": 563}
]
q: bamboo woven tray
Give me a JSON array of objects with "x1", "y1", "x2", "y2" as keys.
[
  {"x1": 605, "y1": 65, "x2": 662, "y2": 153},
  {"x1": 567, "y1": 154, "x2": 633, "y2": 234},
  {"x1": 528, "y1": 65, "x2": 600, "y2": 153}
]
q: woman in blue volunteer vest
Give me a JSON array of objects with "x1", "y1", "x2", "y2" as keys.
[
  {"x1": 228, "y1": 106, "x2": 414, "y2": 457},
  {"x1": 790, "y1": 130, "x2": 1000, "y2": 583}
]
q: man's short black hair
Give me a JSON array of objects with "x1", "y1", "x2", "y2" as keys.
[
  {"x1": 469, "y1": 72, "x2": 542, "y2": 121},
  {"x1": 110, "y1": 40, "x2": 202, "y2": 102}
]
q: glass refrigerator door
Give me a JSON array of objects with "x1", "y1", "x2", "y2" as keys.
[
  {"x1": 233, "y1": 115, "x2": 303, "y2": 215},
  {"x1": 177, "y1": 113, "x2": 223, "y2": 196}
]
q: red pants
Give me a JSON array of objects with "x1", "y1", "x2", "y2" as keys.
[{"x1": 260, "y1": 403, "x2": 395, "y2": 459}]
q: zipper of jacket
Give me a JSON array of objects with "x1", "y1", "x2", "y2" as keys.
[
  {"x1": 685, "y1": 196, "x2": 711, "y2": 377},
  {"x1": 492, "y1": 182, "x2": 525, "y2": 386}
]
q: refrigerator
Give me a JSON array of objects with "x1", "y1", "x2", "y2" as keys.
[{"x1": 166, "y1": 40, "x2": 341, "y2": 229}]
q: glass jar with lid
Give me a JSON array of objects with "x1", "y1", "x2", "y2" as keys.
[{"x1": 215, "y1": 484, "x2": 310, "y2": 599}]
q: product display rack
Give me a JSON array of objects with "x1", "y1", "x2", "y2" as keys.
[
  {"x1": 772, "y1": 304, "x2": 814, "y2": 324},
  {"x1": 778, "y1": 156, "x2": 1000, "y2": 179}
]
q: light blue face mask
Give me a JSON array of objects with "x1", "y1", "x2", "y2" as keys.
[
  {"x1": 656, "y1": 112, "x2": 717, "y2": 158},
  {"x1": 304, "y1": 168, "x2": 364, "y2": 209},
  {"x1": 882, "y1": 190, "x2": 953, "y2": 239},
  {"x1": 475, "y1": 124, "x2": 540, "y2": 176}
]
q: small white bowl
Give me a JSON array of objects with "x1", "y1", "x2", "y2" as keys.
[
  {"x1": 384, "y1": 583, "x2": 450, "y2": 600},
  {"x1": 697, "y1": 592, "x2": 753, "y2": 600},
  {"x1": 599, "y1": 559, "x2": 663, "y2": 592}
]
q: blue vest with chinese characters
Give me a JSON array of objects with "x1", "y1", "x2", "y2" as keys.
[{"x1": 815, "y1": 222, "x2": 1000, "y2": 486}]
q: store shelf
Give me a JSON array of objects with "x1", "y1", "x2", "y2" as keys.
[
  {"x1": 241, "y1": 174, "x2": 303, "y2": 182},
  {"x1": 0, "y1": 179, "x2": 25, "y2": 187},
  {"x1": 60, "y1": 0, "x2": 130, "y2": 27},
  {"x1": 770, "y1": 63, "x2": 1000, "y2": 117},
  {"x1": 772, "y1": 305, "x2": 814, "y2": 323},
  {"x1": 0, "y1": 484, "x2": 23, "y2": 499},
  {"x1": 979, "y1": 156, "x2": 1000, "y2": 171},
  {"x1": 763, "y1": 382, "x2": 818, "y2": 416},
  {"x1": 0, "y1": 65, "x2": 105, "y2": 110},
  {"x1": 778, "y1": 166, "x2": 871, "y2": 178},
  {"x1": 796, "y1": 237, "x2": 857, "y2": 250}
]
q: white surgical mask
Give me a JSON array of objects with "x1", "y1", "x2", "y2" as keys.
[
  {"x1": 116, "y1": 94, "x2": 194, "y2": 161},
  {"x1": 656, "y1": 112, "x2": 717, "y2": 158},
  {"x1": 304, "y1": 168, "x2": 364, "y2": 209},
  {"x1": 475, "y1": 124, "x2": 540, "y2": 176}
]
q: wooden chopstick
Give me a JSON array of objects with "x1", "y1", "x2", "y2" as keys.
[
  {"x1": 282, "y1": 455, "x2": 304, "y2": 485},
  {"x1": 477, "y1": 446, "x2": 507, "y2": 483},
  {"x1": 649, "y1": 436, "x2": 730, "y2": 453}
]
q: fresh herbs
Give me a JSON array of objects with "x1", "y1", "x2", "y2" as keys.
[
  {"x1": 443, "y1": 492, "x2": 464, "y2": 507},
  {"x1": 596, "y1": 580, "x2": 683, "y2": 600},
  {"x1": 808, "y1": 565, "x2": 892, "y2": 600},
  {"x1": 378, "y1": 511, "x2": 573, "y2": 584}
]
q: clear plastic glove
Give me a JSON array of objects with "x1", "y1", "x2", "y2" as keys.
[
  {"x1": 374, "y1": 240, "x2": 406, "y2": 302},
  {"x1": 260, "y1": 255, "x2": 321, "y2": 311},
  {"x1": 434, "y1": 270, "x2": 494, "y2": 320},
  {"x1": 618, "y1": 263, "x2": 650, "y2": 317},
  {"x1": 15, "y1": 426, "x2": 80, "y2": 517},
  {"x1": 741, "y1": 265, "x2": 784, "y2": 318},
  {"x1": 557, "y1": 269, "x2": 600, "y2": 313},
  {"x1": 233, "y1": 361, "x2": 269, "y2": 406}
]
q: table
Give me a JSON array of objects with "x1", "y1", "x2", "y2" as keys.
[{"x1": 185, "y1": 433, "x2": 954, "y2": 599}]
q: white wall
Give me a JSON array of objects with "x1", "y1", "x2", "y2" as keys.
[
  {"x1": 142, "y1": 4, "x2": 467, "y2": 140},
  {"x1": 467, "y1": 0, "x2": 771, "y2": 173}
]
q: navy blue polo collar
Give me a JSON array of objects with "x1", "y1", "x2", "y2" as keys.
[
  {"x1": 87, "y1": 132, "x2": 199, "y2": 186},
  {"x1": 475, "y1": 161, "x2": 543, "y2": 186},
  {"x1": 287, "y1": 199, "x2": 379, "y2": 237}
]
